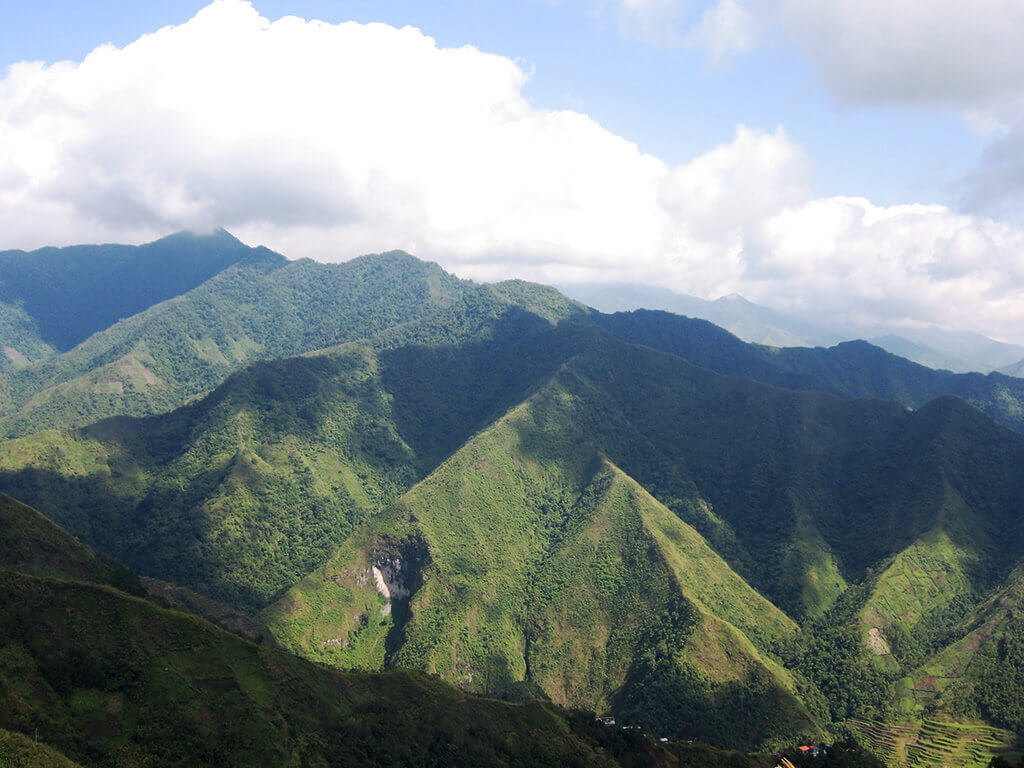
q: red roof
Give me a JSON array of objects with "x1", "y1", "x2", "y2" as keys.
[{"x1": 798, "y1": 746, "x2": 813, "y2": 752}]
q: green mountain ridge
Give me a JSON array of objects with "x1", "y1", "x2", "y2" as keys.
[
  {"x1": 0, "y1": 230, "x2": 258, "y2": 354},
  {"x1": 264, "y1": 378, "x2": 818, "y2": 749},
  {"x1": 0, "y1": 245, "x2": 583, "y2": 439},
  {"x1": 593, "y1": 310, "x2": 1024, "y2": 435}
]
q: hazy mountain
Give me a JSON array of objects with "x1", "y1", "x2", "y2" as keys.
[
  {"x1": 1001, "y1": 358, "x2": 1024, "y2": 377},
  {"x1": 561, "y1": 281, "x2": 1024, "y2": 375},
  {"x1": 560, "y1": 282, "x2": 836, "y2": 347}
]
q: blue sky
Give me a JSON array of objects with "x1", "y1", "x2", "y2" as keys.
[
  {"x1": 0, "y1": 0, "x2": 1022, "y2": 340},
  {"x1": 0, "y1": 0, "x2": 985, "y2": 206}
]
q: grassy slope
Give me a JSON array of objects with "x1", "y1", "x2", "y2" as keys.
[
  {"x1": 894, "y1": 568, "x2": 1024, "y2": 721},
  {"x1": 265, "y1": 378, "x2": 818, "y2": 750},
  {"x1": 549, "y1": 340, "x2": 1024, "y2": 621},
  {"x1": 0, "y1": 493, "x2": 671, "y2": 768},
  {"x1": 0, "y1": 730, "x2": 83, "y2": 768},
  {"x1": 0, "y1": 303, "x2": 54, "y2": 374},
  {"x1": 0, "y1": 493, "x2": 141, "y2": 595},
  {"x1": 0, "y1": 348, "x2": 418, "y2": 612}
]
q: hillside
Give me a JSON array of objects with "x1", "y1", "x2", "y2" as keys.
[
  {"x1": 0, "y1": 230, "x2": 261, "y2": 354},
  {"x1": 0, "y1": 313, "x2": 588, "y2": 611},
  {"x1": 1002, "y1": 359, "x2": 1024, "y2": 378},
  {"x1": 0, "y1": 247, "x2": 583, "y2": 438},
  {"x1": 591, "y1": 310, "x2": 1024, "y2": 434},
  {"x1": 0, "y1": 495, "x2": 672, "y2": 768},
  {"x1": 561, "y1": 283, "x2": 1024, "y2": 374},
  {"x1": 264, "y1": 377, "x2": 819, "y2": 750}
]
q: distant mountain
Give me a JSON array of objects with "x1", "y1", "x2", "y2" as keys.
[
  {"x1": 1001, "y1": 357, "x2": 1024, "y2": 377},
  {"x1": 560, "y1": 282, "x2": 835, "y2": 347},
  {"x1": 0, "y1": 493, "x2": 672, "y2": 768},
  {"x1": 865, "y1": 334, "x2": 970, "y2": 373},
  {"x1": 561, "y1": 282, "x2": 1024, "y2": 374},
  {"x1": 593, "y1": 311, "x2": 1024, "y2": 435},
  {"x1": 0, "y1": 230, "x2": 259, "y2": 355}
]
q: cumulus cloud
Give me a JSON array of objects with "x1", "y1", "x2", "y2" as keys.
[{"x1": 2, "y1": 0, "x2": 1024, "y2": 342}]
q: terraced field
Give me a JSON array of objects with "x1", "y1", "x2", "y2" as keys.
[{"x1": 847, "y1": 717, "x2": 1016, "y2": 768}]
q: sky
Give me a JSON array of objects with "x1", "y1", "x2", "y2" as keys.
[{"x1": 1, "y1": 0, "x2": 1023, "y2": 341}]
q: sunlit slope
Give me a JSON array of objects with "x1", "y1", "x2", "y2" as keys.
[
  {"x1": 0, "y1": 729, "x2": 84, "y2": 768},
  {"x1": 547, "y1": 341, "x2": 1024, "y2": 620},
  {"x1": 266, "y1": 379, "x2": 818, "y2": 749},
  {"x1": 894, "y1": 567, "x2": 1024, "y2": 727}
]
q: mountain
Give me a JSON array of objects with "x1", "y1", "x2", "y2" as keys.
[
  {"x1": 0, "y1": 230, "x2": 259, "y2": 355},
  {"x1": 593, "y1": 310, "x2": 1024, "y2": 435},
  {"x1": 559, "y1": 282, "x2": 835, "y2": 348},
  {"x1": 865, "y1": 335, "x2": 970, "y2": 373},
  {"x1": 0, "y1": 247, "x2": 583, "y2": 438},
  {"x1": 264, "y1": 374, "x2": 818, "y2": 749},
  {"x1": 0, "y1": 310, "x2": 586, "y2": 612},
  {"x1": 0, "y1": 493, "x2": 675, "y2": 768},
  {"x1": 257, "y1": 322, "x2": 1024, "y2": 753},
  {"x1": 1001, "y1": 358, "x2": 1024, "y2": 378},
  {"x1": 560, "y1": 282, "x2": 1024, "y2": 374},
  {"x1": 892, "y1": 327, "x2": 1024, "y2": 374},
  {"x1": 3, "y1": 245, "x2": 1024, "y2": 764}
]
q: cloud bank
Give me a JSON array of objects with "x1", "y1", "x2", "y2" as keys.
[{"x1": 2, "y1": 0, "x2": 1024, "y2": 341}]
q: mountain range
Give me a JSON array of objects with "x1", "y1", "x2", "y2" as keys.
[
  {"x1": 561, "y1": 282, "x2": 1024, "y2": 375},
  {"x1": 1, "y1": 231, "x2": 1023, "y2": 767}
]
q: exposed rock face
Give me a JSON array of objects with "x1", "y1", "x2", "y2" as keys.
[{"x1": 368, "y1": 537, "x2": 428, "y2": 618}]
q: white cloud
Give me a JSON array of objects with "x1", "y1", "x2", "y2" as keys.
[{"x1": 2, "y1": 0, "x2": 1024, "y2": 342}]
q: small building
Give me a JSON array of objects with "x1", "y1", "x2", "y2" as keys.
[{"x1": 597, "y1": 716, "x2": 616, "y2": 727}]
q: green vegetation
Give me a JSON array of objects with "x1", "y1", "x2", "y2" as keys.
[
  {"x1": 0, "y1": 303, "x2": 54, "y2": 374},
  {"x1": 0, "y1": 230, "x2": 260, "y2": 353},
  {"x1": 0, "y1": 243, "x2": 584, "y2": 438},
  {"x1": 0, "y1": 730, "x2": 83, "y2": 768},
  {"x1": 265, "y1": 374, "x2": 819, "y2": 750},
  {"x1": 0, "y1": 492, "x2": 674, "y2": 768},
  {"x1": 0, "y1": 313, "x2": 583, "y2": 611},
  {"x1": 591, "y1": 310, "x2": 1024, "y2": 434},
  {"x1": 846, "y1": 718, "x2": 1013, "y2": 768},
  {"x1": 4, "y1": 246, "x2": 1024, "y2": 764}
]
